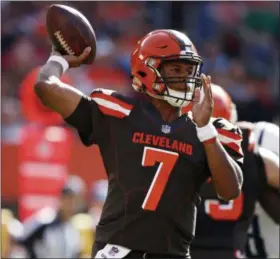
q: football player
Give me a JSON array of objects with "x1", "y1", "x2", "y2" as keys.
[
  {"x1": 34, "y1": 30, "x2": 243, "y2": 258},
  {"x1": 239, "y1": 120, "x2": 279, "y2": 258},
  {"x1": 14, "y1": 183, "x2": 82, "y2": 258},
  {"x1": 182, "y1": 84, "x2": 279, "y2": 259}
]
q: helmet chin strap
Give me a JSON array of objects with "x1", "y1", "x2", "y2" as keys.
[
  {"x1": 145, "y1": 88, "x2": 165, "y2": 100},
  {"x1": 163, "y1": 87, "x2": 191, "y2": 108},
  {"x1": 145, "y1": 87, "x2": 190, "y2": 108},
  {"x1": 165, "y1": 97, "x2": 190, "y2": 108},
  {"x1": 144, "y1": 85, "x2": 192, "y2": 108}
]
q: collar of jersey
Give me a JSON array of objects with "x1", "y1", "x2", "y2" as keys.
[{"x1": 140, "y1": 99, "x2": 188, "y2": 131}]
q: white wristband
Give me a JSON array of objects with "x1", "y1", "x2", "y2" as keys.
[
  {"x1": 196, "y1": 122, "x2": 218, "y2": 142},
  {"x1": 47, "y1": 56, "x2": 69, "y2": 73}
]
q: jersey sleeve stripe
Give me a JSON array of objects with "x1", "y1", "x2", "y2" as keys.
[
  {"x1": 217, "y1": 133, "x2": 242, "y2": 145},
  {"x1": 91, "y1": 92, "x2": 133, "y2": 110},
  {"x1": 217, "y1": 133, "x2": 243, "y2": 157},
  {"x1": 97, "y1": 105, "x2": 128, "y2": 118},
  {"x1": 223, "y1": 145, "x2": 244, "y2": 164},
  {"x1": 217, "y1": 128, "x2": 242, "y2": 140},
  {"x1": 221, "y1": 141, "x2": 244, "y2": 156},
  {"x1": 92, "y1": 97, "x2": 131, "y2": 118}
]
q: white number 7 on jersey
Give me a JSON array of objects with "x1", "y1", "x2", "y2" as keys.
[{"x1": 141, "y1": 147, "x2": 179, "y2": 211}]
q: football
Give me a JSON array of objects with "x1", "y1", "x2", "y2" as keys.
[{"x1": 46, "y1": 4, "x2": 96, "y2": 64}]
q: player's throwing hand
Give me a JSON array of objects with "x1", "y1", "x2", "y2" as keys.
[
  {"x1": 51, "y1": 47, "x2": 91, "y2": 68},
  {"x1": 192, "y1": 74, "x2": 214, "y2": 127}
]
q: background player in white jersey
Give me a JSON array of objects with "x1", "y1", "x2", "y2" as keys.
[{"x1": 244, "y1": 121, "x2": 279, "y2": 258}]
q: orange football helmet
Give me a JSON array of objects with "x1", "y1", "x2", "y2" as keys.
[
  {"x1": 131, "y1": 30, "x2": 203, "y2": 107},
  {"x1": 182, "y1": 83, "x2": 238, "y2": 123}
]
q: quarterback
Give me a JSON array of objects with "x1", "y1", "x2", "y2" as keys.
[{"x1": 35, "y1": 30, "x2": 243, "y2": 258}]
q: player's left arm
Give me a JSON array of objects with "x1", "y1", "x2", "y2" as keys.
[
  {"x1": 192, "y1": 75, "x2": 243, "y2": 201},
  {"x1": 203, "y1": 119, "x2": 244, "y2": 201},
  {"x1": 258, "y1": 147, "x2": 279, "y2": 189}
]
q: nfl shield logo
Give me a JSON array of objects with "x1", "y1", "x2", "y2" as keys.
[
  {"x1": 161, "y1": 125, "x2": 171, "y2": 134},
  {"x1": 108, "y1": 246, "x2": 119, "y2": 256}
]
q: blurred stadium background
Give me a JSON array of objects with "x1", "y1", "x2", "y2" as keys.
[{"x1": 1, "y1": 1, "x2": 279, "y2": 258}]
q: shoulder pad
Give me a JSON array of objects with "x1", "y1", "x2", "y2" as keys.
[{"x1": 90, "y1": 88, "x2": 134, "y2": 118}]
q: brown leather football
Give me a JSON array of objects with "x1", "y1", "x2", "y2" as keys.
[{"x1": 46, "y1": 4, "x2": 96, "y2": 64}]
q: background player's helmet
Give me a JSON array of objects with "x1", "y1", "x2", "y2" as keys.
[
  {"x1": 182, "y1": 83, "x2": 238, "y2": 123},
  {"x1": 131, "y1": 29, "x2": 203, "y2": 107}
]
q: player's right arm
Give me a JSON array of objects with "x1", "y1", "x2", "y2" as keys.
[
  {"x1": 35, "y1": 47, "x2": 132, "y2": 146},
  {"x1": 35, "y1": 47, "x2": 103, "y2": 146},
  {"x1": 34, "y1": 47, "x2": 91, "y2": 118}
]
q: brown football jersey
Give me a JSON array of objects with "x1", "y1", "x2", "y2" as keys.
[{"x1": 65, "y1": 89, "x2": 243, "y2": 256}]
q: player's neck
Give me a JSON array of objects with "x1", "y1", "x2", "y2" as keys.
[{"x1": 151, "y1": 98, "x2": 181, "y2": 123}]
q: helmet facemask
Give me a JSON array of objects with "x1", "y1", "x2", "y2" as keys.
[{"x1": 148, "y1": 56, "x2": 203, "y2": 108}]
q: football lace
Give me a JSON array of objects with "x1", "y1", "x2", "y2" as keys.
[{"x1": 54, "y1": 31, "x2": 75, "y2": 56}]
